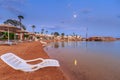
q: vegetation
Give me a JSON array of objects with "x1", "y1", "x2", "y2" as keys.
[
  {"x1": 0, "y1": 32, "x2": 14, "y2": 40},
  {"x1": 61, "y1": 33, "x2": 65, "y2": 39},
  {"x1": 51, "y1": 32, "x2": 54, "y2": 35},
  {"x1": 54, "y1": 32, "x2": 59, "y2": 37},
  {"x1": 31, "y1": 25, "x2": 36, "y2": 33},
  {"x1": 45, "y1": 31, "x2": 48, "y2": 34},
  {"x1": 18, "y1": 15, "x2": 24, "y2": 22},
  {"x1": 24, "y1": 34, "x2": 29, "y2": 38},
  {"x1": 0, "y1": 14, "x2": 84, "y2": 41},
  {"x1": 41, "y1": 28, "x2": 44, "y2": 34},
  {"x1": 18, "y1": 15, "x2": 24, "y2": 29},
  {"x1": 4, "y1": 19, "x2": 26, "y2": 30}
]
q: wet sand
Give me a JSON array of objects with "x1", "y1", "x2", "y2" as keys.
[{"x1": 0, "y1": 41, "x2": 68, "y2": 80}]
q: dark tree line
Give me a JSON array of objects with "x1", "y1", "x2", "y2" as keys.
[{"x1": 3, "y1": 15, "x2": 26, "y2": 30}]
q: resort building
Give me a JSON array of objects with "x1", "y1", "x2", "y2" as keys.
[{"x1": 0, "y1": 24, "x2": 29, "y2": 41}]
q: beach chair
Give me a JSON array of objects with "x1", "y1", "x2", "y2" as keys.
[
  {"x1": 0, "y1": 41, "x2": 17, "y2": 46},
  {"x1": 40, "y1": 41, "x2": 47, "y2": 45},
  {"x1": 0, "y1": 53, "x2": 60, "y2": 72},
  {"x1": 0, "y1": 41, "x2": 12, "y2": 46}
]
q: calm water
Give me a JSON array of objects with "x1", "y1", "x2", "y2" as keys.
[{"x1": 44, "y1": 41, "x2": 120, "y2": 80}]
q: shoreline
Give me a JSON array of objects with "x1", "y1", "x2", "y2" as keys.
[{"x1": 0, "y1": 41, "x2": 68, "y2": 80}]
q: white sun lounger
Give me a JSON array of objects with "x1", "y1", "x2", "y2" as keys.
[
  {"x1": 0, "y1": 53, "x2": 60, "y2": 72},
  {"x1": 40, "y1": 41, "x2": 47, "y2": 45}
]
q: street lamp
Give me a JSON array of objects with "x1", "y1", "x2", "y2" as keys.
[{"x1": 86, "y1": 27, "x2": 88, "y2": 41}]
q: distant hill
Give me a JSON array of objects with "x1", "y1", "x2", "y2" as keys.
[
  {"x1": 88, "y1": 36, "x2": 116, "y2": 41},
  {"x1": 116, "y1": 38, "x2": 120, "y2": 40}
]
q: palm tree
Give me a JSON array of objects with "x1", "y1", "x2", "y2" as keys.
[
  {"x1": 45, "y1": 31, "x2": 48, "y2": 34},
  {"x1": 61, "y1": 33, "x2": 65, "y2": 39},
  {"x1": 31, "y1": 25, "x2": 36, "y2": 33},
  {"x1": 4, "y1": 19, "x2": 17, "y2": 26},
  {"x1": 41, "y1": 28, "x2": 44, "y2": 34},
  {"x1": 4, "y1": 19, "x2": 26, "y2": 30},
  {"x1": 73, "y1": 32, "x2": 75, "y2": 36},
  {"x1": 18, "y1": 15, "x2": 24, "y2": 29},
  {"x1": 54, "y1": 32, "x2": 59, "y2": 37}
]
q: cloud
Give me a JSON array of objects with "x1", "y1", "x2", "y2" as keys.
[
  {"x1": 39, "y1": 24, "x2": 69, "y2": 31},
  {"x1": 80, "y1": 8, "x2": 92, "y2": 14},
  {"x1": 46, "y1": 25, "x2": 62, "y2": 30},
  {"x1": 45, "y1": 24, "x2": 77, "y2": 30},
  {"x1": 2, "y1": 5, "x2": 24, "y2": 15},
  {"x1": 0, "y1": 0, "x2": 26, "y2": 15}
]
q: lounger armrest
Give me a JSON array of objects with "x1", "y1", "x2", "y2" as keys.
[
  {"x1": 19, "y1": 65, "x2": 40, "y2": 72},
  {"x1": 25, "y1": 58, "x2": 44, "y2": 62}
]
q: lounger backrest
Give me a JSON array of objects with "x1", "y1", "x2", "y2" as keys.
[
  {"x1": 1, "y1": 53, "x2": 60, "y2": 72},
  {"x1": 0, "y1": 53, "x2": 28, "y2": 70}
]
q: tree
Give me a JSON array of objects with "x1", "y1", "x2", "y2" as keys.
[
  {"x1": 51, "y1": 32, "x2": 54, "y2": 35},
  {"x1": 73, "y1": 32, "x2": 75, "y2": 36},
  {"x1": 45, "y1": 31, "x2": 48, "y2": 34},
  {"x1": 4, "y1": 19, "x2": 26, "y2": 30},
  {"x1": 31, "y1": 25, "x2": 36, "y2": 33},
  {"x1": 61, "y1": 33, "x2": 65, "y2": 36},
  {"x1": 54, "y1": 32, "x2": 59, "y2": 37},
  {"x1": 4, "y1": 19, "x2": 18, "y2": 26},
  {"x1": 18, "y1": 15, "x2": 24, "y2": 29},
  {"x1": 41, "y1": 28, "x2": 44, "y2": 34},
  {"x1": 18, "y1": 15, "x2": 24, "y2": 22},
  {"x1": 61, "y1": 33, "x2": 65, "y2": 39}
]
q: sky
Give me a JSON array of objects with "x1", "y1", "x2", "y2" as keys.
[{"x1": 0, "y1": 0, "x2": 120, "y2": 37}]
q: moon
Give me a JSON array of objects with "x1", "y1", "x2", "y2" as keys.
[{"x1": 73, "y1": 14, "x2": 77, "y2": 18}]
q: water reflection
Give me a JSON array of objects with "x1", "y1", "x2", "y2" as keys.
[
  {"x1": 45, "y1": 41, "x2": 120, "y2": 80},
  {"x1": 53, "y1": 41, "x2": 82, "y2": 48},
  {"x1": 74, "y1": 59, "x2": 77, "y2": 66},
  {"x1": 52, "y1": 41, "x2": 120, "y2": 53},
  {"x1": 61, "y1": 41, "x2": 65, "y2": 47},
  {"x1": 54, "y1": 42, "x2": 59, "y2": 48}
]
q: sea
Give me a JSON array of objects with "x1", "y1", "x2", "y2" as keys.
[{"x1": 44, "y1": 41, "x2": 120, "y2": 80}]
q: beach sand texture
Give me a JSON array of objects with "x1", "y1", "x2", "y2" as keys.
[{"x1": 0, "y1": 41, "x2": 68, "y2": 80}]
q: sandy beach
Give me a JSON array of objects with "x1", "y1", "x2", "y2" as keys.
[{"x1": 0, "y1": 41, "x2": 68, "y2": 80}]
